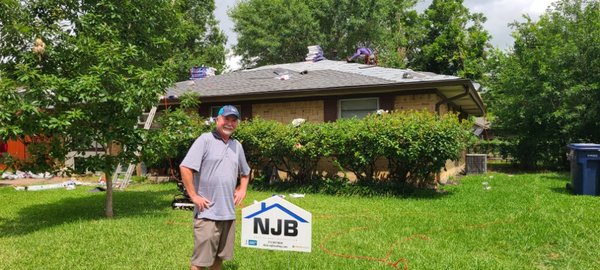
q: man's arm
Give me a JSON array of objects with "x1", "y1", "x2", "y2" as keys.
[
  {"x1": 180, "y1": 165, "x2": 211, "y2": 211},
  {"x1": 234, "y1": 175, "x2": 249, "y2": 206}
]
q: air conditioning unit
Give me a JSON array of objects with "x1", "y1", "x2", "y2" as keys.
[{"x1": 466, "y1": 154, "x2": 487, "y2": 174}]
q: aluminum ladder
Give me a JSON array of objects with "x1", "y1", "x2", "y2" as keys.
[{"x1": 113, "y1": 106, "x2": 158, "y2": 189}]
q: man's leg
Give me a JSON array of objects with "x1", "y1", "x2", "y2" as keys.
[
  {"x1": 209, "y1": 258, "x2": 223, "y2": 270},
  {"x1": 191, "y1": 219, "x2": 218, "y2": 270}
]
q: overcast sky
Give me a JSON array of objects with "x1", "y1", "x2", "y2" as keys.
[{"x1": 215, "y1": 0, "x2": 557, "y2": 70}]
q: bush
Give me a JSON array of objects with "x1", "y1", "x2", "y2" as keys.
[
  {"x1": 235, "y1": 119, "x2": 330, "y2": 184},
  {"x1": 380, "y1": 111, "x2": 471, "y2": 187},
  {"x1": 328, "y1": 117, "x2": 384, "y2": 183},
  {"x1": 148, "y1": 109, "x2": 471, "y2": 191},
  {"x1": 142, "y1": 93, "x2": 211, "y2": 175},
  {"x1": 467, "y1": 138, "x2": 513, "y2": 158}
]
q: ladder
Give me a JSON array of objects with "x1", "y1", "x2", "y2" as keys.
[{"x1": 113, "y1": 106, "x2": 158, "y2": 189}]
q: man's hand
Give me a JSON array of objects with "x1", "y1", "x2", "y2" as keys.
[
  {"x1": 191, "y1": 195, "x2": 212, "y2": 211},
  {"x1": 234, "y1": 188, "x2": 246, "y2": 206}
]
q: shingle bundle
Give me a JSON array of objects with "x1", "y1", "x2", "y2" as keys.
[
  {"x1": 305, "y1": 45, "x2": 325, "y2": 62},
  {"x1": 190, "y1": 66, "x2": 216, "y2": 80}
]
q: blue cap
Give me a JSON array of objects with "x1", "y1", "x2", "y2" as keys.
[{"x1": 218, "y1": 105, "x2": 240, "y2": 119}]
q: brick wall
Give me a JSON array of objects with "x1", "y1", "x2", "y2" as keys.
[
  {"x1": 394, "y1": 93, "x2": 447, "y2": 114},
  {"x1": 252, "y1": 100, "x2": 324, "y2": 123}
]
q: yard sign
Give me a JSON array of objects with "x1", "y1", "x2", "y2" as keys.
[{"x1": 241, "y1": 196, "x2": 312, "y2": 252}]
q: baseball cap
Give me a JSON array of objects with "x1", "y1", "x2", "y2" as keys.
[{"x1": 218, "y1": 105, "x2": 240, "y2": 119}]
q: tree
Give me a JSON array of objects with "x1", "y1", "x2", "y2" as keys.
[
  {"x1": 409, "y1": 0, "x2": 491, "y2": 80},
  {"x1": 484, "y1": 0, "x2": 600, "y2": 169},
  {"x1": 0, "y1": 0, "x2": 225, "y2": 217},
  {"x1": 229, "y1": 0, "x2": 320, "y2": 67},
  {"x1": 230, "y1": 0, "x2": 418, "y2": 68}
]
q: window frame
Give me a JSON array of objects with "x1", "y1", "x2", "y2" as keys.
[{"x1": 338, "y1": 97, "x2": 380, "y2": 119}]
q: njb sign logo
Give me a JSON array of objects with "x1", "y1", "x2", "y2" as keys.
[{"x1": 241, "y1": 196, "x2": 312, "y2": 252}]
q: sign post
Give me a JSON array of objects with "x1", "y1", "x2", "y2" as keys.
[{"x1": 241, "y1": 196, "x2": 312, "y2": 252}]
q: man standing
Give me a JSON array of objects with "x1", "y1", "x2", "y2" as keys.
[{"x1": 180, "y1": 105, "x2": 250, "y2": 270}]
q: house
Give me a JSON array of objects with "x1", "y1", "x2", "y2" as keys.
[
  {"x1": 165, "y1": 60, "x2": 485, "y2": 122},
  {"x1": 165, "y1": 60, "x2": 485, "y2": 181},
  {"x1": 0, "y1": 139, "x2": 28, "y2": 170}
]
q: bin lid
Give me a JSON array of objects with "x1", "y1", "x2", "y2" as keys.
[{"x1": 568, "y1": 143, "x2": 600, "y2": 150}]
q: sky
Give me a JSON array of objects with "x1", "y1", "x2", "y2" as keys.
[{"x1": 215, "y1": 0, "x2": 557, "y2": 70}]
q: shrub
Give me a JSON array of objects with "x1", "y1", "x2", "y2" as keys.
[
  {"x1": 235, "y1": 119, "x2": 330, "y2": 184},
  {"x1": 234, "y1": 118, "x2": 287, "y2": 176},
  {"x1": 143, "y1": 93, "x2": 210, "y2": 174},
  {"x1": 381, "y1": 111, "x2": 471, "y2": 188},
  {"x1": 328, "y1": 117, "x2": 384, "y2": 183},
  {"x1": 467, "y1": 138, "x2": 513, "y2": 159}
]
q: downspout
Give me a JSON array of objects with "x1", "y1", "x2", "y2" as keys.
[{"x1": 435, "y1": 84, "x2": 470, "y2": 115}]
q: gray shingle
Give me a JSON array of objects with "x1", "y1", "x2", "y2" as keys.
[{"x1": 167, "y1": 66, "x2": 394, "y2": 98}]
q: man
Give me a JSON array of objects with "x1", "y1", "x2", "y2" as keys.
[
  {"x1": 180, "y1": 105, "x2": 251, "y2": 270},
  {"x1": 346, "y1": 47, "x2": 377, "y2": 65}
]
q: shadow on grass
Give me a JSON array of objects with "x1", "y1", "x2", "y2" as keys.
[
  {"x1": 0, "y1": 189, "x2": 174, "y2": 237},
  {"x1": 251, "y1": 178, "x2": 453, "y2": 200},
  {"x1": 540, "y1": 173, "x2": 570, "y2": 181},
  {"x1": 550, "y1": 187, "x2": 572, "y2": 195},
  {"x1": 488, "y1": 163, "x2": 569, "y2": 176}
]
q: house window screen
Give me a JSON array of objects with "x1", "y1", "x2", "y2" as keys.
[{"x1": 339, "y1": 98, "x2": 379, "y2": 119}]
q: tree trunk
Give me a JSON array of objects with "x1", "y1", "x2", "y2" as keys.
[{"x1": 104, "y1": 171, "x2": 114, "y2": 218}]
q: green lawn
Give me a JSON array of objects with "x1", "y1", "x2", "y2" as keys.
[{"x1": 1, "y1": 172, "x2": 599, "y2": 269}]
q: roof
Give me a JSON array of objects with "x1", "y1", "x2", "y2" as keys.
[{"x1": 166, "y1": 60, "x2": 485, "y2": 116}]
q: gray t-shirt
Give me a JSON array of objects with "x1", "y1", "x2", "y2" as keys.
[{"x1": 180, "y1": 130, "x2": 251, "y2": 220}]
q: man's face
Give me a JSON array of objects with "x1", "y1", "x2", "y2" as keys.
[{"x1": 216, "y1": 115, "x2": 239, "y2": 137}]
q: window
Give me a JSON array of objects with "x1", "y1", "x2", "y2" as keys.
[
  {"x1": 339, "y1": 98, "x2": 379, "y2": 119},
  {"x1": 210, "y1": 105, "x2": 242, "y2": 118}
]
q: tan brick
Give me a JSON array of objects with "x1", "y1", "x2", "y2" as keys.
[
  {"x1": 253, "y1": 100, "x2": 324, "y2": 123},
  {"x1": 394, "y1": 93, "x2": 448, "y2": 114}
]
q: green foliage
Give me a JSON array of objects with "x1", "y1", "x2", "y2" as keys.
[
  {"x1": 0, "y1": 0, "x2": 225, "y2": 216},
  {"x1": 328, "y1": 116, "x2": 385, "y2": 182},
  {"x1": 229, "y1": 0, "x2": 321, "y2": 67},
  {"x1": 143, "y1": 93, "x2": 210, "y2": 170},
  {"x1": 0, "y1": 0, "x2": 225, "y2": 174},
  {"x1": 284, "y1": 121, "x2": 331, "y2": 183},
  {"x1": 235, "y1": 119, "x2": 330, "y2": 184},
  {"x1": 230, "y1": 0, "x2": 489, "y2": 74},
  {"x1": 230, "y1": 0, "x2": 419, "y2": 68},
  {"x1": 234, "y1": 111, "x2": 470, "y2": 189},
  {"x1": 381, "y1": 111, "x2": 471, "y2": 187},
  {"x1": 234, "y1": 118, "x2": 287, "y2": 172},
  {"x1": 409, "y1": 0, "x2": 491, "y2": 80},
  {"x1": 467, "y1": 139, "x2": 513, "y2": 159},
  {"x1": 484, "y1": 0, "x2": 600, "y2": 169}
]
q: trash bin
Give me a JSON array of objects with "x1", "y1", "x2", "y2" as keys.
[{"x1": 568, "y1": 143, "x2": 600, "y2": 195}]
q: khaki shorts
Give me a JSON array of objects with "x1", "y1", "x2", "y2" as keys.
[{"x1": 191, "y1": 219, "x2": 235, "y2": 267}]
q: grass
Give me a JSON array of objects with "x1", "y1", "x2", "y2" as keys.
[{"x1": 1, "y1": 172, "x2": 599, "y2": 269}]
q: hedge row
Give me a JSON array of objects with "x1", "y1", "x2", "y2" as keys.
[{"x1": 234, "y1": 111, "x2": 472, "y2": 187}]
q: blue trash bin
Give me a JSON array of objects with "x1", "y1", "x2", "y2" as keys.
[{"x1": 568, "y1": 143, "x2": 600, "y2": 195}]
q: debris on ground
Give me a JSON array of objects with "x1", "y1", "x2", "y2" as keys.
[
  {"x1": 2, "y1": 171, "x2": 53, "y2": 180},
  {"x1": 13, "y1": 179, "x2": 96, "y2": 191}
]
